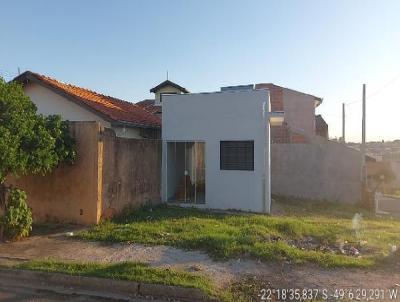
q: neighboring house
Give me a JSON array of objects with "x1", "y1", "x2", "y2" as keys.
[
  {"x1": 136, "y1": 80, "x2": 189, "y2": 115},
  {"x1": 138, "y1": 81, "x2": 328, "y2": 143},
  {"x1": 162, "y1": 88, "x2": 283, "y2": 213},
  {"x1": 315, "y1": 114, "x2": 329, "y2": 139},
  {"x1": 255, "y1": 83, "x2": 327, "y2": 143},
  {"x1": 13, "y1": 71, "x2": 161, "y2": 139}
]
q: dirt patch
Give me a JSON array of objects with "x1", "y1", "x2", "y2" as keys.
[
  {"x1": 235, "y1": 262, "x2": 400, "y2": 301},
  {"x1": 0, "y1": 229, "x2": 400, "y2": 294},
  {"x1": 288, "y1": 236, "x2": 373, "y2": 257}
]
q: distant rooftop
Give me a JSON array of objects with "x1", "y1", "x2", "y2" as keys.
[{"x1": 150, "y1": 80, "x2": 189, "y2": 94}]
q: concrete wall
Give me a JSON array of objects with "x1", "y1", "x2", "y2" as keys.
[
  {"x1": 8, "y1": 122, "x2": 162, "y2": 224},
  {"x1": 112, "y1": 126, "x2": 141, "y2": 139},
  {"x1": 162, "y1": 89, "x2": 271, "y2": 213},
  {"x1": 271, "y1": 138, "x2": 362, "y2": 203},
  {"x1": 8, "y1": 122, "x2": 103, "y2": 224},
  {"x1": 102, "y1": 130, "x2": 161, "y2": 216},
  {"x1": 389, "y1": 161, "x2": 400, "y2": 189}
]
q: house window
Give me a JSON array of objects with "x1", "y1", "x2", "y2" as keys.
[{"x1": 220, "y1": 140, "x2": 254, "y2": 171}]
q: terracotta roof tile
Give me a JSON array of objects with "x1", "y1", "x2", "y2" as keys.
[
  {"x1": 14, "y1": 71, "x2": 161, "y2": 128},
  {"x1": 136, "y1": 99, "x2": 162, "y2": 115}
]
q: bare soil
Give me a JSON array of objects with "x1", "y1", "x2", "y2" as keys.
[{"x1": 0, "y1": 226, "x2": 399, "y2": 298}]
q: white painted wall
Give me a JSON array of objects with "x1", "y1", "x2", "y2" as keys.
[
  {"x1": 24, "y1": 83, "x2": 141, "y2": 139},
  {"x1": 24, "y1": 83, "x2": 111, "y2": 128},
  {"x1": 162, "y1": 89, "x2": 271, "y2": 213}
]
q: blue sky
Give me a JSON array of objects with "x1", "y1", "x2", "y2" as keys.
[{"x1": 1, "y1": 0, "x2": 400, "y2": 142}]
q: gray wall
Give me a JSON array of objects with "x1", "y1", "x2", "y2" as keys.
[
  {"x1": 271, "y1": 138, "x2": 362, "y2": 203},
  {"x1": 102, "y1": 129, "x2": 162, "y2": 216}
]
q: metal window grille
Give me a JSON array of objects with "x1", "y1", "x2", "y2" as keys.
[{"x1": 220, "y1": 140, "x2": 254, "y2": 171}]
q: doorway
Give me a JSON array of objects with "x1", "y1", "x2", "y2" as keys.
[{"x1": 166, "y1": 141, "x2": 205, "y2": 204}]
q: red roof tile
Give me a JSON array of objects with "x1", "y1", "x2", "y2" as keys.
[
  {"x1": 136, "y1": 99, "x2": 162, "y2": 115},
  {"x1": 14, "y1": 71, "x2": 161, "y2": 128}
]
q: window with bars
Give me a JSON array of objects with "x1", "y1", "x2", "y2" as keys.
[{"x1": 220, "y1": 140, "x2": 254, "y2": 171}]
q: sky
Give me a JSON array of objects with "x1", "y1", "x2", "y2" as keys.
[{"x1": 1, "y1": 0, "x2": 400, "y2": 142}]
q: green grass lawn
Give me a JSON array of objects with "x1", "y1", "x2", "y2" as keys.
[
  {"x1": 15, "y1": 260, "x2": 234, "y2": 301},
  {"x1": 78, "y1": 197, "x2": 400, "y2": 268},
  {"x1": 16, "y1": 260, "x2": 212, "y2": 291}
]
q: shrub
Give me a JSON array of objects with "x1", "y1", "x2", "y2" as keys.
[{"x1": 1, "y1": 188, "x2": 33, "y2": 239}]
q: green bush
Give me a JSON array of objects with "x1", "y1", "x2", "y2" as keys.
[{"x1": 1, "y1": 188, "x2": 32, "y2": 239}]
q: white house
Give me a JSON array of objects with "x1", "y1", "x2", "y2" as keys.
[
  {"x1": 13, "y1": 71, "x2": 161, "y2": 139},
  {"x1": 161, "y1": 88, "x2": 283, "y2": 213}
]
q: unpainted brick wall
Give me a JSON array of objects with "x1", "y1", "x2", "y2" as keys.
[{"x1": 256, "y1": 83, "x2": 308, "y2": 144}]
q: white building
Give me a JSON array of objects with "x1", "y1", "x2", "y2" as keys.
[{"x1": 161, "y1": 88, "x2": 283, "y2": 213}]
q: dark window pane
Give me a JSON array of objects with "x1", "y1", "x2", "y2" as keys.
[{"x1": 220, "y1": 141, "x2": 254, "y2": 171}]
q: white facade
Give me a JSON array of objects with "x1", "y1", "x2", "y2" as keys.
[
  {"x1": 162, "y1": 89, "x2": 272, "y2": 213},
  {"x1": 23, "y1": 83, "x2": 142, "y2": 139}
]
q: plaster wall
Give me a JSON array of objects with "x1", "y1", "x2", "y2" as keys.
[
  {"x1": 162, "y1": 89, "x2": 271, "y2": 213},
  {"x1": 271, "y1": 137, "x2": 362, "y2": 203},
  {"x1": 8, "y1": 122, "x2": 103, "y2": 224}
]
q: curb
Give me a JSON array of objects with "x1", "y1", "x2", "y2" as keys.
[{"x1": 0, "y1": 268, "x2": 216, "y2": 302}]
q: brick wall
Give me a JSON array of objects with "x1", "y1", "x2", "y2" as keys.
[
  {"x1": 256, "y1": 83, "x2": 309, "y2": 144},
  {"x1": 255, "y1": 83, "x2": 284, "y2": 111},
  {"x1": 315, "y1": 115, "x2": 329, "y2": 139}
]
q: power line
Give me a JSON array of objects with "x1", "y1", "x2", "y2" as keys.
[
  {"x1": 344, "y1": 72, "x2": 400, "y2": 106},
  {"x1": 345, "y1": 99, "x2": 361, "y2": 106},
  {"x1": 366, "y1": 72, "x2": 400, "y2": 100}
]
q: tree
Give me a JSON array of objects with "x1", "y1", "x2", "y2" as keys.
[{"x1": 0, "y1": 77, "x2": 75, "y2": 238}]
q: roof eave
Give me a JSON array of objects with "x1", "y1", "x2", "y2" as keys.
[
  {"x1": 150, "y1": 80, "x2": 189, "y2": 93},
  {"x1": 13, "y1": 72, "x2": 118, "y2": 124},
  {"x1": 315, "y1": 97, "x2": 323, "y2": 107},
  {"x1": 14, "y1": 72, "x2": 161, "y2": 128}
]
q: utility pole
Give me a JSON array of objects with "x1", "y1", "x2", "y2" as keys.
[
  {"x1": 361, "y1": 84, "x2": 367, "y2": 202},
  {"x1": 342, "y1": 103, "x2": 346, "y2": 143}
]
